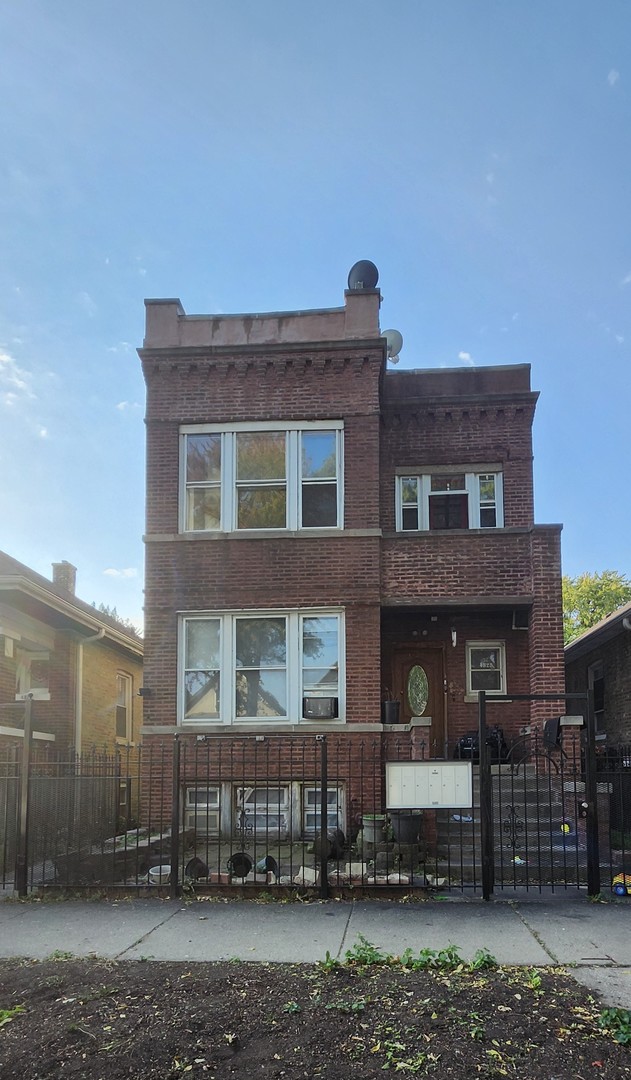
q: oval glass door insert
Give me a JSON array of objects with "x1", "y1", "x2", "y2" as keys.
[{"x1": 407, "y1": 665, "x2": 429, "y2": 715}]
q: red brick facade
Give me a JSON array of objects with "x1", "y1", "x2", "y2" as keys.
[{"x1": 139, "y1": 285, "x2": 565, "y2": 798}]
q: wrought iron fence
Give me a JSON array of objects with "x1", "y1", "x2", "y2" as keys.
[{"x1": 1, "y1": 731, "x2": 629, "y2": 898}]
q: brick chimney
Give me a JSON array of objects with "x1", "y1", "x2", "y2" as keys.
[{"x1": 52, "y1": 561, "x2": 77, "y2": 595}]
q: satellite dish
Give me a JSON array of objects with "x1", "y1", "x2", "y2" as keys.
[
  {"x1": 383, "y1": 328, "x2": 403, "y2": 364},
  {"x1": 347, "y1": 260, "x2": 379, "y2": 290}
]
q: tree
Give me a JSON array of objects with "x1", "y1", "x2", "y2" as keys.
[
  {"x1": 92, "y1": 602, "x2": 142, "y2": 638},
  {"x1": 562, "y1": 571, "x2": 631, "y2": 644}
]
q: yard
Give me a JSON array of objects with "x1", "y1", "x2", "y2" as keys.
[{"x1": 0, "y1": 940, "x2": 630, "y2": 1078}]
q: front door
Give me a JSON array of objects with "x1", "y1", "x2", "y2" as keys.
[{"x1": 393, "y1": 646, "x2": 446, "y2": 757}]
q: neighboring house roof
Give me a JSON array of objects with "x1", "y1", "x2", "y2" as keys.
[
  {"x1": 0, "y1": 550, "x2": 143, "y2": 658},
  {"x1": 564, "y1": 600, "x2": 631, "y2": 662}
]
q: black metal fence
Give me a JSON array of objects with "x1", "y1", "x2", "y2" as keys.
[{"x1": 1, "y1": 733, "x2": 629, "y2": 898}]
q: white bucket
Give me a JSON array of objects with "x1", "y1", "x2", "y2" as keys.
[{"x1": 148, "y1": 864, "x2": 171, "y2": 885}]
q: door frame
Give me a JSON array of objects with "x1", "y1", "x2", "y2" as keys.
[{"x1": 389, "y1": 643, "x2": 448, "y2": 758}]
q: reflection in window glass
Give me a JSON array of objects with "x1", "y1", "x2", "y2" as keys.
[
  {"x1": 301, "y1": 431, "x2": 337, "y2": 526},
  {"x1": 235, "y1": 618, "x2": 287, "y2": 717},
  {"x1": 302, "y1": 617, "x2": 339, "y2": 693}
]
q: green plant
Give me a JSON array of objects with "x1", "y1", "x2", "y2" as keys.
[
  {"x1": 525, "y1": 970, "x2": 543, "y2": 996},
  {"x1": 325, "y1": 996, "x2": 369, "y2": 1014},
  {"x1": 344, "y1": 934, "x2": 386, "y2": 967},
  {"x1": 283, "y1": 1001, "x2": 301, "y2": 1014},
  {"x1": 598, "y1": 1007, "x2": 631, "y2": 1044},
  {"x1": 45, "y1": 949, "x2": 75, "y2": 961},
  {"x1": 318, "y1": 950, "x2": 340, "y2": 973},
  {"x1": 0, "y1": 1005, "x2": 25, "y2": 1028},
  {"x1": 469, "y1": 948, "x2": 498, "y2": 971}
]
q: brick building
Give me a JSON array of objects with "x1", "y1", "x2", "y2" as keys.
[
  {"x1": 0, "y1": 551, "x2": 143, "y2": 754},
  {"x1": 565, "y1": 601, "x2": 631, "y2": 745},
  {"x1": 138, "y1": 267, "x2": 565, "y2": 839}
]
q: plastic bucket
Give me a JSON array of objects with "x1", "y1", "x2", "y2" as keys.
[{"x1": 148, "y1": 864, "x2": 171, "y2": 885}]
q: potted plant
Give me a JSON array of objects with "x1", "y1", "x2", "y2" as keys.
[{"x1": 381, "y1": 689, "x2": 400, "y2": 725}]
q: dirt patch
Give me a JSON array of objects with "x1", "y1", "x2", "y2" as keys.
[{"x1": 0, "y1": 951, "x2": 629, "y2": 1078}]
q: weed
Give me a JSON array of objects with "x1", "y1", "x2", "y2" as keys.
[
  {"x1": 227, "y1": 956, "x2": 243, "y2": 964},
  {"x1": 525, "y1": 969, "x2": 543, "y2": 996},
  {"x1": 325, "y1": 996, "x2": 369, "y2": 1014},
  {"x1": 598, "y1": 1007, "x2": 631, "y2": 1045},
  {"x1": 283, "y1": 1001, "x2": 301, "y2": 1014},
  {"x1": 318, "y1": 950, "x2": 340, "y2": 973},
  {"x1": 45, "y1": 950, "x2": 75, "y2": 962},
  {"x1": 344, "y1": 935, "x2": 386, "y2": 967},
  {"x1": 0, "y1": 1005, "x2": 25, "y2": 1028},
  {"x1": 469, "y1": 948, "x2": 498, "y2": 971}
]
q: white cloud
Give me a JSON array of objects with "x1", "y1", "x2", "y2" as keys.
[
  {"x1": 38, "y1": 427, "x2": 48, "y2": 438},
  {"x1": 621, "y1": 272, "x2": 631, "y2": 286},
  {"x1": 616, "y1": 334, "x2": 625, "y2": 344},
  {"x1": 0, "y1": 349, "x2": 34, "y2": 405},
  {"x1": 116, "y1": 400, "x2": 141, "y2": 411},
  {"x1": 108, "y1": 341, "x2": 132, "y2": 354},
  {"x1": 458, "y1": 351, "x2": 475, "y2": 366},
  {"x1": 76, "y1": 290, "x2": 97, "y2": 317},
  {"x1": 608, "y1": 69, "x2": 620, "y2": 87},
  {"x1": 486, "y1": 172, "x2": 495, "y2": 185},
  {"x1": 103, "y1": 567, "x2": 137, "y2": 579}
]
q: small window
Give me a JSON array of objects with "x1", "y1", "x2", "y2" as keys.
[
  {"x1": 116, "y1": 672, "x2": 133, "y2": 741},
  {"x1": 15, "y1": 648, "x2": 50, "y2": 701},
  {"x1": 235, "y1": 785, "x2": 291, "y2": 838},
  {"x1": 396, "y1": 470, "x2": 503, "y2": 532},
  {"x1": 185, "y1": 786, "x2": 221, "y2": 836},
  {"x1": 588, "y1": 662, "x2": 605, "y2": 733},
  {"x1": 466, "y1": 642, "x2": 506, "y2": 696},
  {"x1": 302, "y1": 785, "x2": 345, "y2": 836}
]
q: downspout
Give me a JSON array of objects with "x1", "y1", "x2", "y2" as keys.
[
  {"x1": 623, "y1": 617, "x2": 631, "y2": 632},
  {"x1": 75, "y1": 629, "x2": 105, "y2": 757}
]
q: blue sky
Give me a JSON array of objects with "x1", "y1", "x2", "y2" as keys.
[{"x1": 2, "y1": 1, "x2": 630, "y2": 629}]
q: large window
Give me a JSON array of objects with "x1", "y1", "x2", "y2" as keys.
[
  {"x1": 396, "y1": 469, "x2": 503, "y2": 531},
  {"x1": 180, "y1": 610, "x2": 343, "y2": 724},
  {"x1": 181, "y1": 421, "x2": 343, "y2": 532},
  {"x1": 466, "y1": 641, "x2": 506, "y2": 697}
]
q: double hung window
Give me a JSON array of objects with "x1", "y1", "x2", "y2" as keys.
[
  {"x1": 397, "y1": 469, "x2": 503, "y2": 531},
  {"x1": 181, "y1": 610, "x2": 343, "y2": 724},
  {"x1": 182, "y1": 422, "x2": 343, "y2": 532},
  {"x1": 116, "y1": 672, "x2": 133, "y2": 741},
  {"x1": 466, "y1": 642, "x2": 506, "y2": 696}
]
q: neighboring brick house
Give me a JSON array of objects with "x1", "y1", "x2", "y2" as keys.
[
  {"x1": 138, "y1": 269, "x2": 565, "y2": 838},
  {"x1": 0, "y1": 551, "x2": 143, "y2": 754},
  {"x1": 565, "y1": 601, "x2": 631, "y2": 745}
]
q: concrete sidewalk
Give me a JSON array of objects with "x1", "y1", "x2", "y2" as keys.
[{"x1": 1, "y1": 895, "x2": 630, "y2": 1008}]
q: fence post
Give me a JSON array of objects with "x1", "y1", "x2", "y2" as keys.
[
  {"x1": 478, "y1": 691, "x2": 494, "y2": 901},
  {"x1": 584, "y1": 687, "x2": 601, "y2": 897},
  {"x1": 15, "y1": 695, "x2": 32, "y2": 898},
  {"x1": 170, "y1": 735, "x2": 181, "y2": 900},
  {"x1": 318, "y1": 736, "x2": 329, "y2": 899}
]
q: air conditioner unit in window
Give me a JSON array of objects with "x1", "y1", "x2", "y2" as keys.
[{"x1": 303, "y1": 696, "x2": 339, "y2": 720}]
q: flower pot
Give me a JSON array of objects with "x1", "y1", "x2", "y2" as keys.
[
  {"x1": 382, "y1": 700, "x2": 400, "y2": 725},
  {"x1": 362, "y1": 814, "x2": 386, "y2": 845},
  {"x1": 390, "y1": 811, "x2": 422, "y2": 845}
]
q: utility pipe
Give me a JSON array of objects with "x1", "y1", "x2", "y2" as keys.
[{"x1": 74, "y1": 629, "x2": 105, "y2": 756}]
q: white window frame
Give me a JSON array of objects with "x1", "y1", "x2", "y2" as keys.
[
  {"x1": 302, "y1": 784, "x2": 346, "y2": 836},
  {"x1": 465, "y1": 641, "x2": 506, "y2": 698},
  {"x1": 116, "y1": 672, "x2": 133, "y2": 743},
  {"x1": 180, "y1": 420, "x2": 344, "y2": 533},
  {"x1": 179, "y1": 609, "x2": 345, "y2": 725},
  {"x1": 235, "y1": 784, "x2": 292, "y2": 839},
  {"x1": 184, "y1": 785, "x2": 222, "y2": 836},
  {"x1": 15, "y1": 648, "x2": 51, "y2": 702},
  {"x1": 588, "y1": 661, "x2": 604, "y2": 734},
  {"x1": 395, "y1": 468, "x2": 504, "y2": 532}
]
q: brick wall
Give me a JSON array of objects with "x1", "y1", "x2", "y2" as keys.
[
  {"x1": 566, "y1": 632, "x2": 631, "y2": 744},
  {"x1": 82, "y1": 641, "x2": 143, "y2": 751}
]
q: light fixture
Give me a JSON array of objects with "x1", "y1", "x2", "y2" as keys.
[{"x1": 451, "y1": 627, "x2": 457, "y2": 648}]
